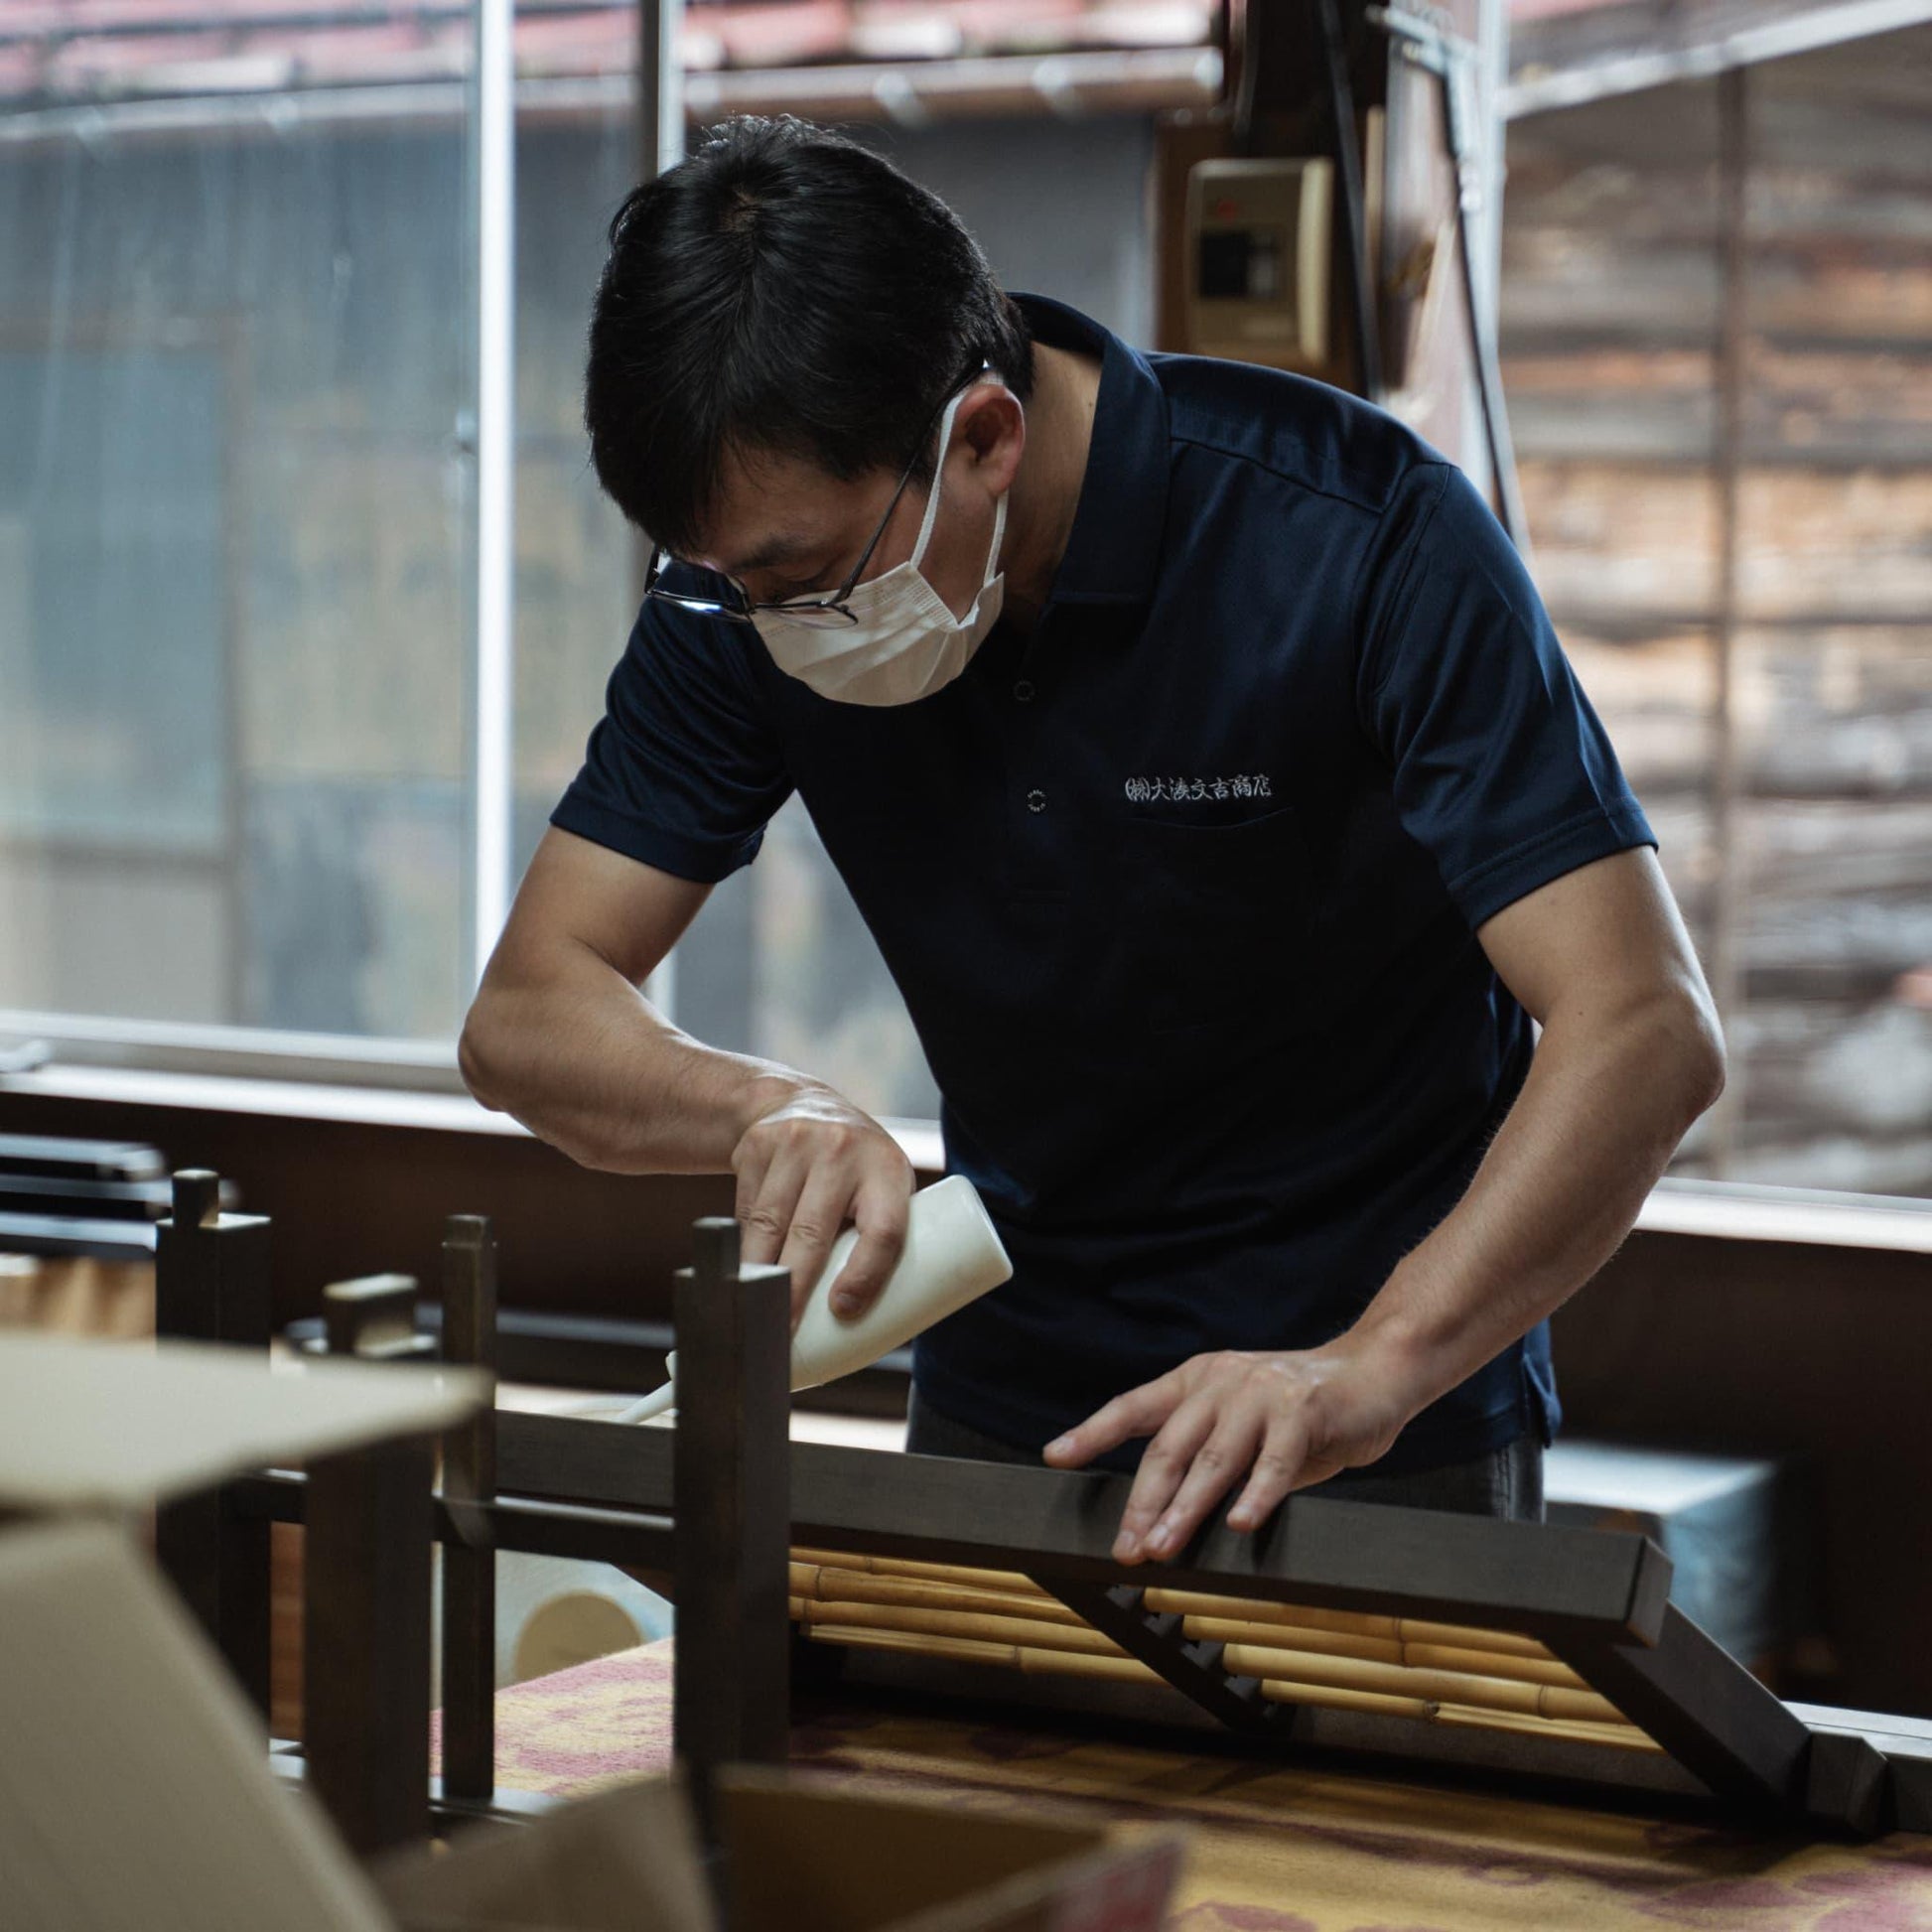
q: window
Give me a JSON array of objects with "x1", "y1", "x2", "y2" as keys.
[
  {"x1": 1, "y1": 4, "x2": 1203, "y2": 1124},
  {"x1": 0, "y1": 7, "x2": 479, "y2": 1040}
]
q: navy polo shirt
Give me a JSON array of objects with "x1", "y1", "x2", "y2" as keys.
[{"x1": 554, "y1": 294, "x2": 1655, "y2": 1475}]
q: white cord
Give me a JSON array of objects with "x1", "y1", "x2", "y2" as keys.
[
  {"x1": 552, "y1": 1381, "x2": 676, "y2": 1424},
  {"x1": 611, "y1": 1382, "x2": 677, "y2": 1426}
]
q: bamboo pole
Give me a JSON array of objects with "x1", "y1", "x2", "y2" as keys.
[
  {"x1": 1180, "y1": 1617, "x2": 1405, "y2": 1665},
  {"x1": 1179, "y1": 1619, "x2": 1587, "y2": 1688},
  {"x1": 1145, "y1": 1589, "x2": 1550, "y2": 1661},
  {"x1": 1251, "y1": 1680, "x2": 1439, "y2": 1721},
  {"x1": 1432, "y1": 1705, "x2": 1664, "y2": 1754},
  {"x1": 1398, "y1": 1619, "x2": 1550, "y2": 1661},
  {"x1": 788, "y1": 1595, "x2": 1127, "y2": 1659},
  {"x1": 1221, "y1": 1642, "x2": 1623, "y2": 1725},
  {"x1": 791, "y1": 1549, "x2": 1040, "y2": 1595},
  {"x1": 796, "y1": 1622, "x2": 1157, "y2": 1685},
  {"x1": 791, "y1": 1563, "x2": 1087, "y2": 1627},
  {"x1": 1145, "y1": 1589, "x2": 1403, "y2": 1638},
  {"x1": 794, "y1": 1614, "x2": 1654, "y2": 1752},
  {"x1": 1398, "y1": 1642, "x2": 1587, "y2": 1690}
]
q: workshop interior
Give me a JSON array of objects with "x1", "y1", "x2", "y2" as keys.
[{"x1": 3, "y1": 1, "x2": 1932, "y2": 1928}]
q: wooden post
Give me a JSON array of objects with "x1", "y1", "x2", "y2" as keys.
[
  {"x1": 303, "y1": 1432, "x2": 437, "y2": 1856},
  {"x1": 439, "y1": 1214, "x2": 498, "y2": 1806},
  {"x1": 304, "y1": 1247, "x2": 437, "y2": 1856},
  {"x1": 321, "y1": 1273, "x2": 429, "y2": 1361},
  {"x1": 672, "y1": 1216, "x2": 791, "y2": 1854},
  {"x1": 153, "y1": 1168, "x2": 274, "y2": 1722},
  {"x1": 1706, "y1": 63, "x2": 1752, "y2": 1176}
]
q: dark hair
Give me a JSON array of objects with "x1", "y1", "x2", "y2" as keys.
[{"x1": 584, "y1": 116, "x2": 1035, "y2": 556}]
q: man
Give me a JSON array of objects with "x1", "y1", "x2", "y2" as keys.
[{"x1": 461, "y1": 117, "x2": 1725, "y2": 1564}]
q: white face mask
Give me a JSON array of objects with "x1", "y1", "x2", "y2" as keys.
[{"x1": 753, "y1": 389, "x2": 1009, "y2": 708}]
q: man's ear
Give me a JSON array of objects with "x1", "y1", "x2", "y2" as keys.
[{"x1": 959, "y1": 385, "x2": 1026, "y2": 496}]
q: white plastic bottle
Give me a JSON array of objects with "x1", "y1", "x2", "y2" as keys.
[{"x1": 614, "y1": 1174, "x2": 1011, "y2": 1424}]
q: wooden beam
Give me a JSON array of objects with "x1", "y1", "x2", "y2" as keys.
[
  {"x1": 231, "y1": 1470, "x2": 678, "y2": 1573},
  {"x1": 498, "y1": 1415, "x2": 1675, "y2": 1646},
  {"x1": 1505, "y1": 0, "x2": 1932, "y2": 118}
]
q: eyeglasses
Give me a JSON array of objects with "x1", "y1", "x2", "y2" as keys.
[{"x1": 643, "y1": 358, "x2": 993, "y2": 631}]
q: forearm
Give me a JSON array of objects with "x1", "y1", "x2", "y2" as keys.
[
  {"x1": 459, "y1": 941, "x2": 807, "y2": 1174},
  {"x1": 1347, "y1": 988, "x2": 1725, "y2": 1411}
]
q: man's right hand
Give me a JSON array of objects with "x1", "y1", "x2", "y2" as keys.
[{"x1": 731, "y1": 1081, "x2": 914, "y2": 1328}]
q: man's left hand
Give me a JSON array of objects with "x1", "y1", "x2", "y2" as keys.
[{"x1": 1041, "y1": 1341, "x2": 1419, "y2": 1564}]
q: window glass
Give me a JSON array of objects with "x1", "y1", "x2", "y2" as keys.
[{"x1": 0, "y1": 14, "x2": 475, "y2": 1036}]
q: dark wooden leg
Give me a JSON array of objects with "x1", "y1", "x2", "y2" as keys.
[
  {"x1": 439, "y1": 1214, "x2": 498, "y2": 1807},
  {"x1": 672, "y1": 1216, "x2": 791, "y2": 1851},
  {"x1": 153, "y1": 1169, "x2": 274, "y2": 1721},
  {"x1": 303, "y1": 1432, "x2": 436, "y2": 1856},
  {"x1": 1546, "y1": 1603, "x2": 1819, "y2": 1824}
]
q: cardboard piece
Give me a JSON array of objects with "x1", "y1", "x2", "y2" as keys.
[
  {"x1": 376, "y1": 1770, "x2": 1185, "y2": 1932},
  {"x1": 0, "y1": 1334, "x2": 1179, "y2": 1932},
  {"x1": 715, "y1": 1772, "x2": 1184, "y2": 1932},
  {"x1": 375, "y1": 1779, "x2": 715, "y2": 1932},
  {"x1": 0, "y1": 1519, "x2": 392, "y2": 1932},
  {"x1": 0, "y1": 1330, "x2": 485, "y2": 1511}
]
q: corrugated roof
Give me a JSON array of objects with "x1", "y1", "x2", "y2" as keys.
[{"x1": 0, "y1": 0, "x2": 1217, "y2": 108}]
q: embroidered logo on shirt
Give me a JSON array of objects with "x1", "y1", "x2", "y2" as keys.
[{"x1": 1124, "y1": 774, "x2": 1273, "y2": 804}]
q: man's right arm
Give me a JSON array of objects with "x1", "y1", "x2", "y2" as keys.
[{"x1": 459, "y1": 826, "x2": 912, "y2": 1317}]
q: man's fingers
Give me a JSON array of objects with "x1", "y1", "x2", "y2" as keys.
[
  {"x1": 826, "y1": 1179, "x2": 910, "y2": 1320},
  {"x1": 1043, "y1": 1368, "x2": 1187, "y2": 1472},
  {"x1": 1133, "y1": 1409, "x2": 1262, "y2": 1563},
  {"x1": 1111, "y1": 1396, "x2": 1218, "y2": 1566},
  {"x1": 776, "y1": 1172, "x2": 854, "y2": 1325},
  {"x1": 738, "y1": 1154, "x2": 807, "y2": 1270},
  {"x1": 1223, "y1": 1417, "x2": 1307, "y2": 1534},
  {"x1": 733, "y1": 1144, "x2": 774, "y2": 1246}
]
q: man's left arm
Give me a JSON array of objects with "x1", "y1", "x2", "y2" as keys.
[{"x1": 1044, "y1": 844, "x2": 1726, "y2": 1563}]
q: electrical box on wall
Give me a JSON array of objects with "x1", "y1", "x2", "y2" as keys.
[{"x1": 1183, "y1": 157, "x2": 1334, "y2": 372}]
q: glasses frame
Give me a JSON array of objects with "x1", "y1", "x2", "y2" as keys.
[{"x1": 642, "y1": 357, "x2": 994, "y2": 628}]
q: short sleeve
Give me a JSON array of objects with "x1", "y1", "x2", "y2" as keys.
[
  {"x1": 1356, "y1": 462, "x2": 1655, "y2": 930},
  {"x1": 550, "y1": 599, "x2": 793, "y2": 884}
]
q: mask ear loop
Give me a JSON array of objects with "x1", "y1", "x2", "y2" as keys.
[{"x1": 908, "y1": 387, "x2": 973, "y2": 573}]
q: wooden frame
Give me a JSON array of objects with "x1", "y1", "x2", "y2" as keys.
[{"x1": 154, "y1": 1173, "x2": 1906, "y2": 1850}]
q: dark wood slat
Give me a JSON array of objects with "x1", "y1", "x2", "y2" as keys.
[
  {"x1": 152, "y1": 1169, "x2": 274, "y2": 1723},
  {"x1": 0, "y1": 1132, "x2": 165, "y2": 1181},
  {"x1": 1805, "y1": 1728, "x2": 1893, "y2": 1838},
  {"x1": 1544, "y1": 1603, "x2": 1818, "y2": 1823},
  {"x1": 302, "y1": 1433, "x2": 436, "y2": 1857},
  {"x1": 1037, "y1": 1578, "x2": 1289, "y2": 1736},
  {"x1": 498, "y1": 1414, "x2": 1673, "y2": 1646},
  {"x1": 439, "y1": 1214, "x2": 497, "y2": 1806},
  {"x1": 671, "y1": 1220, "x2": 791, "y2": 1852},
  {"x1": 229, "y1": 1470, "x2": 677, "y2": 1573}
]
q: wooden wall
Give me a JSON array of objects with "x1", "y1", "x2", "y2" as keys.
[{"x1": 1500, "y1": 24, "x2": 1932, "y2": 1192}]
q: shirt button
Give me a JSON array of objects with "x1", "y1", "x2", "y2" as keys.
[
  {"x1": 1026, "y1": 788, "x2": 1046, "y2": 813},
  {"x1": 1013, "y1": 679, "x2": 1035, "y2": 703}
]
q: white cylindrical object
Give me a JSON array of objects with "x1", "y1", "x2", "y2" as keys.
[
  {"x1": 614, "y1": 1175, "x2": 1011, "y2": 1424},
  {"x1": 786, "y1": 1173, "x2": 1012, "y2": 1392}
]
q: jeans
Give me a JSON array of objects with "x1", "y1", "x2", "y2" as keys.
[{"x1": 904, "y1": 1386, "x2": 1545, "y2": 1523}]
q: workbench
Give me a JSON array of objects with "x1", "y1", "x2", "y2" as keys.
[
  {"x1": 144, "y1": 1170, "x2": 1932, "y2": 1928},
  {"x1": 456, "y1": 1639, "x2": 1932, "y2": 1932}
]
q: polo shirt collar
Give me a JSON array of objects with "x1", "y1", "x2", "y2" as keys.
[{"x1": 1014, "y1": 293, "x2": 1170, "y2": 611}]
